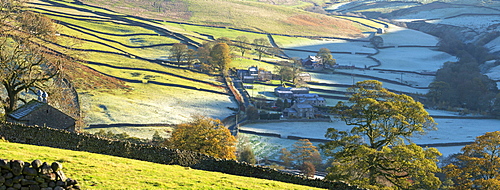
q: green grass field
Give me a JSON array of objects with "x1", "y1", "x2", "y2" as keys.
[{"x1": 0, "y1": 141, "x2": 325, "y2": 189}]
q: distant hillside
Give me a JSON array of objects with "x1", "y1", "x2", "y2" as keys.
[{"x1": 79, "y1": 0, "x2": 366, "y2": 37}]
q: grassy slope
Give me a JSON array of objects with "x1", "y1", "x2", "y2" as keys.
[
  {"x1": 30, "y1": 0, "x2": 237, "y2": 125},
  {"x1": 0, "y1": 141, "x2": 324, "y2": 189},
  {"x1": 79, "y1": 0, "x2": 366, "y2": 37},
  {"x1": 28, "y1": 0, "x2": 374, "y2": 128}
]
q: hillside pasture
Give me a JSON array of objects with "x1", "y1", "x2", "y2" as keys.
[
  {"x1": 283, "y1": 50, "x2": 379, "y2": 67},
  {"x1": 379, "y1": 26, "x2": 440, "y2": 46},
  {"x1": 0, "y1": 141, "x2": 325, "y2": 190},
  {"x1": 31, "y1": 0, "x2": 239, "y2": 126},
  {"x1": 81, "y1": 63, "x2": 225, "y2": 93},
  {"x1": 231, "y1": 58, "x2": 277, "y2": 71},
  {"x1": 275, "y1": 37, "x2": 377, "y2": 55},
  {"x1": 486, "y1": 64, "x2": 500, "y2": 87},
  {"x1": 50, "y1": 0, "x2": 123, "y2": 16},
  {"x1": 372, "y1": 47, "x2": 457, "y2": 72},
  {"x1": 30, "y1": 2, "x2": 109, "y2": 18},
  {"x1": 340, "y1": 69, "x2": 435, "y2": 88},
  {"x1": 80, "y1": 0, "x2": 367, "y2": 37},
  {"x1": 393, "y1": 5, "x2": 500, "y2": 21},
  {"x1": 80, "y1": 83, "x2": 235, "y2": 125},
  {"x1": 239, "y1": 117, "x2": 500, "y2": 157},
  {"x1": 334, "y1": 15, "x2": 386, "y2": 30},
  {"x1": 487, "y1": 36, "x2": 500, "y2": 53},
  {"x1": 340, "y1": 1, "x2": 420, "y2": 13},
  {"x1": 160, "y1": 22, "x2": 269, "y2": 41},
  {"x1": 309, "y1": 72, "x2": 428, "y2": 94},
  {"x1": 53, "y1": 23, "x2": 178, "y2": 59},
  {"x1": 432, "y1": 15, "x2": 500, "y2": 33}
]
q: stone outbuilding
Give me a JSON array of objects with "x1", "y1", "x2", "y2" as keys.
[
  {"x1": 294, "y1": 93, "x2": 326, "y2": 107},
  {"x1": 7, "y1": 100, "x2": 76, "y2": 132},
  {"x1": 283, "y1": 103, "x2": 314, "y2": 118}
]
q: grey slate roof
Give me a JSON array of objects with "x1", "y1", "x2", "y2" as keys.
[
  {"x1": 295, "y1": 104, "x2": 313, "y2": 109},
  {"x1": 8, "y1": 100, "x2": 45, "y2": 120}
]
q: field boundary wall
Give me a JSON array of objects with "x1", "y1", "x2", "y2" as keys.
[{"x1": 0, "y1": 122, "x2": 364, "y2": 190}]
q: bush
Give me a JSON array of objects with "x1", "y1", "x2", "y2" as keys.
[{"x1": 300, "y1": 162, "x2": 316, "y2": 178}]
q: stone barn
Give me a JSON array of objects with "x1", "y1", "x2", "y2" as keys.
[{"x1": 7, "y1": 100, "x2": 76, "y2": 132}]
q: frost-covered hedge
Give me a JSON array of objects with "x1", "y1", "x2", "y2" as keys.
[{"x1": 0, "y1": 122, "x2": 363, "y2": 189}]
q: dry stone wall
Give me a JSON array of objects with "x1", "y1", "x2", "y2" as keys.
[
  {"x1": 0, "y1": 159, "x2": 79, "y2": 190},
  {"x1": 0, "y1": 122, "x2": 363, "y2": 190}
]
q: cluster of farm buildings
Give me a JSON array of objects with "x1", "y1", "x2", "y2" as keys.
[{"x1": 236, "y1": 56, "x2": 330, "y2": 119}]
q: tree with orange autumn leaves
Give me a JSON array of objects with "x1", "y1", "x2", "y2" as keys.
[
  {"x1": 163, "y1": 115, "x2": 237, "y2": 160},
  {"x1": 444, "y1": 131, "x2": 500, "y2": 189}
]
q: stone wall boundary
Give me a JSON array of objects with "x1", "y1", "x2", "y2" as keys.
[
  {"x1": 0, "y1": 122, "x2": 364, "y2": 190},
  {"x1": 0, "y1": 158, "x2": 80, "y2": 190}
]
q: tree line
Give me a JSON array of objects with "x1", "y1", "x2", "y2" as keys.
[
  {"x1": 168, "y1": 36, "x2": 278, "y2": 73},
  {"x1": 426, "y1": 33, "x2": 500, "y2": 114}
]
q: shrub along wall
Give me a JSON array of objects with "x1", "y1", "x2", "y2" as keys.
[{"x1": 0, "y1": 122, "x2": 363, "y2": 190}]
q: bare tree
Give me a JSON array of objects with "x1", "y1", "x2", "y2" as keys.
[
  {"x1": 253, "y1": 38, "x2": 269, "y2": 61},
  {"x1": 235, "y1": 36, "x2": 249, "y2": 56},
  {"x1": 0, "y1": 38, "x2": 62, "y2": 113},
  {"x1": 169, "y1": 43, "x2": 188, "y2": 67},
  {"x1": 1, "y1": 6, "x2": 63, "y2": 114}
]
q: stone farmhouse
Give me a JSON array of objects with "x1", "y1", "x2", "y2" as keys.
[
  {"x1": 302, "y1": 55, "x2": 323, "y2": 70},
  {"x1": 274, "y1": 87, "x2": 309, "y2": 99},
  {"x1": 274, "y1": 87, "x2": 325, "y2": 118},
  {"x1": 294, "y1": 93, "x2": 326, "y2": 107},
  {"x1": 237, "y1": 66, "x2": 274, "y2": 83},
  {"x1": 7, "y1": 100, "x2": 76, "y2": 132},
  {"x1": 283, "y1": 103, "x2": 314, "y2": 118}
]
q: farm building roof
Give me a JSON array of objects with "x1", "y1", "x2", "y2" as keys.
[{"x1": 8, "y1": 100, "x2": 45, "y2": 120}]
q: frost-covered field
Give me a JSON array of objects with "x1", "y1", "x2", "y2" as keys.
[
  {"x1": 239, "y1": 133, "x2": 324, "y2": 161},
  {"x1": 486, "y1": 64, "x2": 500, "y2": 81},
  {"x1": 310, "y1": 72, "x2": 429, "y2": 94},
  {"x1": 394, "y1": 7, "x2": 500, "y2": 21},
  {"x1": 380, "y1": 26, "x2": 439, "y2": 46},
  {"x1": 281, "y1": 40, "x2": 376, "y2": 54},
  {"x1": 487, "y1": 36, "x2": 500, "y2": 53},
  {"x1": 339, "y1": 69, "x2": 435, "y2": 88},
  {"x1": 81, "y1": 83, "x2": 236, "y2": 125},
  {"x1": 240, "y1": 117, "x2": 500, "y2": 157},
  {"x1": 284, "y1": 50, "x2": 380, "y2": 67},
  {"x1": 432, "y1": 15, "x2": 500, "y2": 32},
  {"x1": 373, "y1": 47, "x2": 457, "y2": 72}
]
